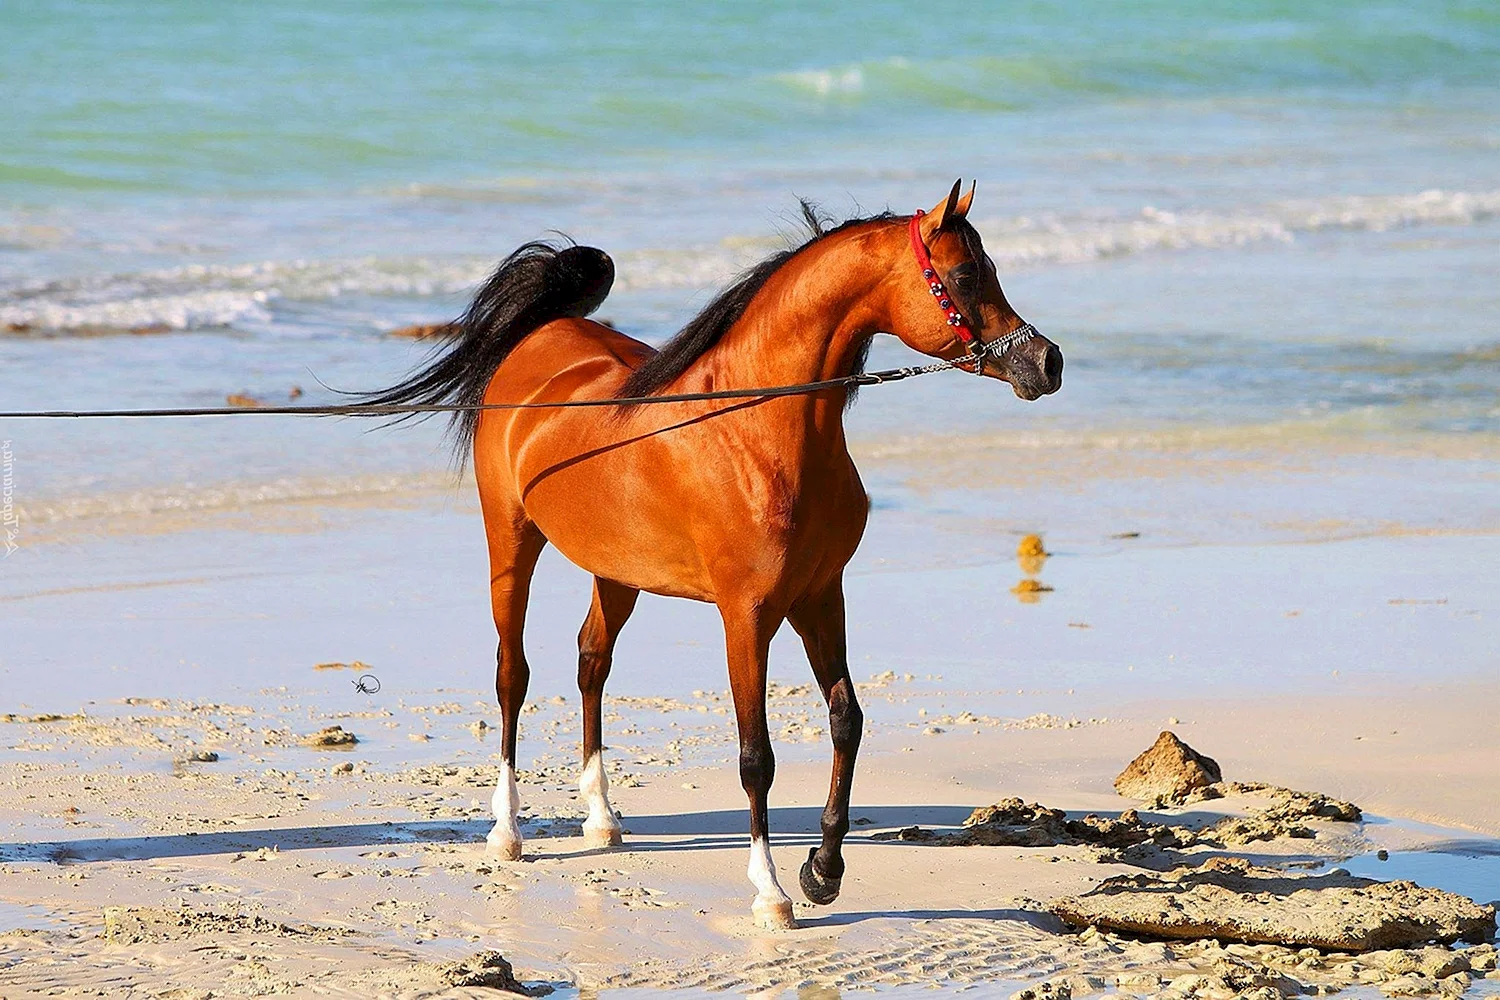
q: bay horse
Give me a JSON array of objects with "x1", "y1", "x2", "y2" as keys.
[{"x1": 367, "y1": 181, "x2": 1062, "y2": 928}]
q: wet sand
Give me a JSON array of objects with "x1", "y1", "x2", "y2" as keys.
[
  {"x1": 2, "y1": 448, "x2": 1498, "y2": 997},
  {"x1": 0, "y1": 679, "x2": 1495, "y2": 997}
]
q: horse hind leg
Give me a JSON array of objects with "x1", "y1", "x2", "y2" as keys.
[
  {"x1": 484, "y1": 517, "x2": 546, "y2": 862},
  {"x1": 577, "y1": 577, "x2": 639, "y2": 850}
]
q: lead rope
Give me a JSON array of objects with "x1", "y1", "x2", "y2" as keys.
[
  {"x1": 0, "y1": 357, "x2": 967, "y2": 419},
  {"x1": 0, "y1": 325, "x2": 1042, "y2": 420}
]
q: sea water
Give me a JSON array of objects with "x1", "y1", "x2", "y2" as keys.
[{"x1": 2, "y1": 0, "x2": 1498, "y2": 534}]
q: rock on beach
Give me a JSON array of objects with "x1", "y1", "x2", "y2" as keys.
[
  {"x1": 438, "y1": 951, "x2": 550, "y2": 995},
  {"x1": 302, "y1": 725, "x2": 358, "y2": 748},
  {"x1": 1114, "y1": 730, "x2": 1223, "y2": 804},
  {"x1": 1052, "y1": 860, "x2": 1497, "y2": 951}
]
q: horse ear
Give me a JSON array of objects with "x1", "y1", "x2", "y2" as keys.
[
  {"x1": 954, "y1": 180, "x2": 975, "y2": 218},
  {"x1": 920, "y1": 179, "x2": 965, "y2": 242}
]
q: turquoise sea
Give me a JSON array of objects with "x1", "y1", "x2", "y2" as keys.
[{"x1": 2, "y1": 0, "x2": 1498, "y2": 535}]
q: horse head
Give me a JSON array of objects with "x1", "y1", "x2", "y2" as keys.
[{"x1": 890, "y1": 180, "x2": 1063, "y2": 401}]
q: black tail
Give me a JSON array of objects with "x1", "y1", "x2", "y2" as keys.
[{"x1": 361, "y1": 240, "x2": 614, "y2": 460}]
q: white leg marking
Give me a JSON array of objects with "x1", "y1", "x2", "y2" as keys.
[
  {"x1": 747, "y1": 837, "x2": 795, "y2": 929},
  {"x1": 486, "y1": 762, "x2": 522, "y2": 860},
  {"x1": 580, "y1": 751, "x2": 623, "y2": 849}
]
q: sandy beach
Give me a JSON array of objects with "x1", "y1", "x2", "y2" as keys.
[
  {"x1": 3, "y1": 441, "x2": 1497, "y2": 997},
  {"x1": 5, "y1": 4, "x2": 1500, "y2": 993},
  {"x1": 0, "y1": 664, "x2": 1495, "y2": 997}
]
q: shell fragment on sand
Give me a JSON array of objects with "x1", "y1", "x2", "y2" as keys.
[
  {"x1": 1052, "y1": 861, "x2": 1497, "y2": 951},
  {"x1": 1115, "y1": 730, "x2": 1223, "y2": 804}
]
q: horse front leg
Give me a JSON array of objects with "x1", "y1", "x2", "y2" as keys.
[
  {"x1": 789, "y1": 578, "x2": 862, "y2": 906},
  {"x1": 721, "y1": 602, "x2": 795, "y2": 930}
]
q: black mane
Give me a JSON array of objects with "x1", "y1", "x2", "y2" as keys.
[{"x1": 619, "y1": 203, "x2": 897, "y2": 398}]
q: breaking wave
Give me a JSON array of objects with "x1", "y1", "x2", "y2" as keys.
[
  {"x1": 0, "y1": 257, "x2": 494, "y2": 335},
  {"x1": 4, "y1": 188, "x2": 1497, "y2": 335},
  {"x1": 974, "y1": 188, "x2": 1500, "y2": 266}
]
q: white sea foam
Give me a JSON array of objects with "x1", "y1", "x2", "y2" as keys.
[
  {"x1": 18, "y1": 471, "x2": 464, "y2": 527},
  {"x1": 1, "y1": 289, "x2": 274, "y2": 333},
  {"x1": 777, "y1": 66, "x2": 866, "y2": 96},
  {"x1": 975, "y1": 189, "x2": 1500, "y2": 267},
  {"x1": 619, "y1": 188, "x2": 1500, "y2": 288},
  {"x1": 4, "y1": 189, "x2": 1496, "y2": 334},
  {"x1": 0, "y1": 257, "x2": 492, "y2": 333}
]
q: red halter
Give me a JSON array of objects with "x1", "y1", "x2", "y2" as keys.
[
  {"x1": 909, "y1": 209, "x2": 977, "y2": 350},
  {"x1": 908, "y1": 210, "x2": 1041, "y2": 377}
]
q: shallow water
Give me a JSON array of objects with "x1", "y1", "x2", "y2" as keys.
[
  {"x1": 0, "y1": 900, "x2": 60, "y2": 932},
  {"x1": 3, "y1": 2, "x2": 1498, "y2": 528},
  {"x1": 1349, "y1": 816, "x2": 1500, "y2": 905},
  {"x1": 2, "y1": 496, "x2": 1494, "y2": 720},
  {"x1": 1346, "y1": 846, "x2": 1500, "y2": 907}
]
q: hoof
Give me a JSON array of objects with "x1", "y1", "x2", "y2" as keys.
[
  {"x1": 752, "y1": 895, "x2": 797, "y2": 930},
  {"x1": 799, "y1": 847, "x2": 842, "y2": 905},
  {"x1": 582, "y1": 824, "x2": 623, "y2": 850},
  {"x1": 485, "y1": 831, "x2": 523, "y2": 862}
]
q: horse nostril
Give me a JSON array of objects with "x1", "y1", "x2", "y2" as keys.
[{"x1": 1043, "y1": 344, "x2": 1064, "y2": 386}]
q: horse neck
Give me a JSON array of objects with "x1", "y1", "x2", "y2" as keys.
[{"x1": 707, "y1": 223, "x2": 901, "y2": 394}]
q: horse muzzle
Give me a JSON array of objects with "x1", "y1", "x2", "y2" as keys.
[{"x1": 999, "y1": 336, "x2": 1063, "y2": 400}]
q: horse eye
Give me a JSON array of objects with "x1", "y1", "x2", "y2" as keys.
[{"x1": 948, "y1": 264, "x2": 979, "y2": 291}]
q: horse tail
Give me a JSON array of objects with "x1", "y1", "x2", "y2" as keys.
[{"x1": 359, "y1": 240, "x2": 614, "y2": 460}]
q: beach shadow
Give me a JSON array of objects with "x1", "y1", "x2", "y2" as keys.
[
  {"x1": 0, "y1": 819, "x2": 493, "y2": 864},
  {"x1": 1137, "y1": 808, "x2": 1246, "y2": 829},
  {"x1": 796, "y1": 905, "x2": 1062, "y2": 932},
  {"x1": 0, "y1": 804, "x2": 976, "y2": 865},
  {"x1": 623, "y1": 804, "x2": 975, "y2": 836}
]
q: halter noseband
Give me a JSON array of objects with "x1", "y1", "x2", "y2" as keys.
[{"x1": 909, "y1": 210, "x2": 1038, "y2": 375}]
